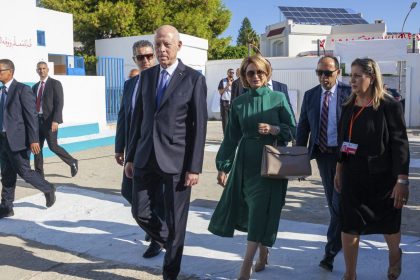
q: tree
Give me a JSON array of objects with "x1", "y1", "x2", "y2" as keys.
[
  {"x1": 40, "y1": 0, "x2": 232, "y2": 67},
  {"x1": 236, "y1": 17, "x2": 260, "y2": 49}
]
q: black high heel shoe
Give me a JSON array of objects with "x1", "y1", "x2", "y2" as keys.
[
  {"x1": 254, "y1": 249, "x2": 269, "y2": 272},
  {"x1": 388, "y1": 248, "x2": 402, "y2": 280}
]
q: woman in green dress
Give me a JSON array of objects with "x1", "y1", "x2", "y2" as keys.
[{"x1": 208, "y1": 54, "x2": 296, "y2": 279}]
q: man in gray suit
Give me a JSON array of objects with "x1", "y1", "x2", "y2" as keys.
[
  {"x1": 297, "y1": 56, "x2": 351, "y2": 272},
  {"x1": 125, "y1": 25, "x2": 207, "y2": 280},
  {"x1": 0, "y1": 59, "x2": 56, "y2": 219}
]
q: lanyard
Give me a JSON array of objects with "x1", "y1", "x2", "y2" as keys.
[{"x1": 348, "y1": 98, "x2": 372, "y2": 141}]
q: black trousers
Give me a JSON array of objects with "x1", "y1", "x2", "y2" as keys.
[
  {"x1": 220, "y1": 100, "x2": 230, "y2": 135},
  {"x1": 132, "y1": 151, "x2": 190, "y2": 280},
  {"x1": 0, "y1": 133, "x2": 54, "y2": 209},
  {"x1": 34, "y1": 117, "x2": 75, "y2": 176},
  {"x1": 315, "y1": 146, "x2": 342, "y2": 257}
]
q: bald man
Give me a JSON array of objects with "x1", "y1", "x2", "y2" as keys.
[{"x1": 125, "y1": 25, "x2": 207, "y2": 279}]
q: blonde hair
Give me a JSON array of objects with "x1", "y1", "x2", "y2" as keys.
[
  {"x1": 345, "y1": 58, "x2": 386, "y2": 110},
  {"x1": 239, "y1": 54, "x2": 272, "y2": 88}
]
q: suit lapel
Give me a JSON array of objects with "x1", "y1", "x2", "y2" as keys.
[
  {"x1": 157, "y1": 61, "x2": 186, "y2": 111},
  {"x1": 148, "y1": 65, "x2": 160, "y2": 113},
  {"x1": 127, "y1": 76, "x2": 138, "y2": 113},
  {"x1": 5, "y1": 80, "x2": 18, "y2": 108}
]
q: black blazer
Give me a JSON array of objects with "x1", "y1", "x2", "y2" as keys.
[
  {"x1": 115, "y1": 75, "x2": 139, "y2": 154},
  {"x1": 4, "y1": 79, "x2": 39, "y2": 152},
  {"x1": 231, "y1": 78, "x2": 244, "y2": 102},
  {"x1": 272, "y1": 80, "x2": 296, "y2": 123},
  {"x1": 338, "y1": 94, "x2": 409, "y2": 176},
  {"x1": 296, "y1": 81, "x2": 351, "y2": 159},
  {"x1": 126, "y1": 60, "x2": 208, "y2": 174},
  {"x1": 32, "y1": 77, "x2": 64, "y2": 124}
]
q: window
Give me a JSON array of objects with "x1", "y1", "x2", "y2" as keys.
[{"x1": 37, "y1": 30, "x2": 46, "y2": 46}]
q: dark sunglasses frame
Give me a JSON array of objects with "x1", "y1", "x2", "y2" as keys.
[
  {"x1": 134, "y1": 53, "x2": 154, "y2": 61},
  {"x1": 246, "y1": 70, "x2": 266, "y2": 78},
  {"x1": 315, "y1": 69, "x2": 339, "y2": 77}
]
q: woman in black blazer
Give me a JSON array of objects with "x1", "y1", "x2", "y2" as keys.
[{"x1": 334, "y1": 58, "x2": 409, "y2": 280}]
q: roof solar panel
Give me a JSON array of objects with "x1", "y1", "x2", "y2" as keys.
[{"x1": 278, "y1": 6, "x2": 368, "y2": 25}]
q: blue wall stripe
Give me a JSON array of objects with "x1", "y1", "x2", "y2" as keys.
[{"x1": 58, "y1": 123, "x2": 99, "y2": 138}]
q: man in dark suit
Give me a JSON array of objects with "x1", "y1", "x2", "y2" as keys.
[
  {"x1": 231, "y1": 68, "x2": 244, "y2": 102},
  {"x1": 115, "y1": 40, "x2": 163, "y2": 258},
  {"x1": 268, "y1": 78, "x2": 296, "y2": 123},
  {"x1": 0, "y1": 59, "x2": 56, "y2": 219},
  {"x1": 125, "y1": 25, "x2": 207, "y2": 280},
  {"x1": 296, "y1": 56, "x2": 351, "y2": 272},
  {"x1": 32, "y1": 62, "x2": 78, "y2": 178}
]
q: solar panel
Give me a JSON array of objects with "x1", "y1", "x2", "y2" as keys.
[{"x1": 278, "y1": 6, "x2": 368, "y2": 25}]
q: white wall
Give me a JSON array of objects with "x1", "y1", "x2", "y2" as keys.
[
  {"x1": 1, "y1": 0, "x2": 74, "y2": 82},
  {"x1": 95, "y1": 33, "x2": 208, "y2": 79},
  {"x1": 55, "y1": 76, "x2": 107, "y2": 130},
  {"x1": 406, "y1": 54, "x2": 420, "y2": 127},
  {"x1": 288, "y1": 35, "x2": 326, "y2": 57},
  {"x1": 205, "y1": 57, "x2": 321, "y2": 120},
  {"x1": 35, "y1": 8, "x2": 74, "y2": 56}
]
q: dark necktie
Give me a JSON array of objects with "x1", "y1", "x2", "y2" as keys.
[
  {"x1": 0, "y1": 86, "x2": 7, "y2": 131},
  {"x1": 36, "y1": 81, "x2": 44, "y2": 112},
  {"x1": 319, "y1": 91, "x2": 332, "y2": 153},
  {"x1": 156, "y1": 70, "x2": 169, "y2": 108}
]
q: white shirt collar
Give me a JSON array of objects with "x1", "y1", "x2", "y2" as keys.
[
  {"x1": 40, "y1": 76, "x2": 49, "y2": 84},
  {"x1": 321, "y1": 80, "x2": 338, "y2": 95},
  {"x1": 3, "y1": 79, "x2": 14, "y2": 90},
  {"x1": 159, "y1": 59, "x2": 179, "y2": 76}
]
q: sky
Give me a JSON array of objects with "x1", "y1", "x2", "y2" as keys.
[{"x1": 221, "y1": 0, "x2": 420, "y2": 44}]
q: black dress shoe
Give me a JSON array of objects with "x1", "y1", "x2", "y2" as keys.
[
  {"x1": 70, "y1": 160, "x2": 78, "y2": 177},
  {"x1": 45, "y1": 187, "x2": 56, "y2": 208},
  {"x1": 319, "y1": 254, "x2": 334, "y2": 272},
  {"x1": 142, "y1": 240, "x2": 162, "y2": 258},
  {"x1": 145, "y1": 233, "x2": 151, "y2": 242},
  {"x1": 0, "y1": 207, "x2": 14, "y2": 219}
]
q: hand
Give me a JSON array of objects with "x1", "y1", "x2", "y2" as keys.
[
  {"x1": 124, "y1": 162, "x2": 134, "y2": 179},
  {"x1": 391, "y1": 182, "x2": 409, "y2": 209},
  {"x1": 51, "y1": 122, "x2": 59, "y2": 132},
  {"x1": 217, "y1": 171, "x2": 227, "y2": 187},
  {"x1": 334, "y1": 173, "x2": 342, "y2": 193},
  {"x1": 115, "y1": 153, "x2": 124, "y2": 166},
  {"x1": 258, "y1": 123, "x2": 272, "y2": 135},
  {"x1": 185, "y1": 172, "x2": 199, "y2": 187},
  {"x1": 30, "y1": 143, "x2": 41, "y2": 155}
]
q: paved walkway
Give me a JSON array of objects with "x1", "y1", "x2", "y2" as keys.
[
  {"x1": 1, "y1": 186, "x2": 419, "y2": 280},
  {"x1": 0, "y1": 121, "x2": 419, "y2": 279}
]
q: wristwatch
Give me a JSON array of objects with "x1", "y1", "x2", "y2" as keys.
[{"x1": 397, "y1": 178, "x2": 409, "y2": 186}]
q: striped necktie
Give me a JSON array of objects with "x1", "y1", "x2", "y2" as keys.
[{"x1": 319, "y1": 91, "x2": 331, "y2": 153}]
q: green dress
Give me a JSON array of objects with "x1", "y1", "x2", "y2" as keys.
[{"x1": 208, "y1": 86, "x2": 296, "y2": 247}]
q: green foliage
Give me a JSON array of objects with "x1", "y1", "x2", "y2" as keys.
[
  {"x1": 40, "y1": 0, "x2": 232, "y2": 63},
  {"x1": 236, "y1": 17, "x2": 259, "y2": 48}
]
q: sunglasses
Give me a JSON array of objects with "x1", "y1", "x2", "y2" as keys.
[
  {"x1": 316, "y1": 69, "x2": 338, "y2": 77},
  {"x1": 134, "y1": 53, "x2": 154, "y2": 61},
  {"x1": 246, "y1": 70, "x2": 266, "y2": 78}
]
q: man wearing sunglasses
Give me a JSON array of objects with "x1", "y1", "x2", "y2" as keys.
[
  {"x1": 115, "y1": 40, "x2": 163, "y2": 258},
  {"x1": 218, "y1": 68, "x2": 234, "y2": 134},
  {"x1": 296, "y1": 56, "x2": 351, "y2": 272}
]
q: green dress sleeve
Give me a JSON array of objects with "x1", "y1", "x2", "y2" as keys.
[{"x1": 216, "y1": 104, "x2": 242, "y2": 173}]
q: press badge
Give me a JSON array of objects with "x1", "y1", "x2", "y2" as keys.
[{"x1": 341, "y1": 141, "x2": 358, "y2": 155}]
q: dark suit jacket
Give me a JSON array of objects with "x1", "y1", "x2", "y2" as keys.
[
  {"x1": 338, "y1": 94, "x2": 409, "y2": 176},
  {"x1": 230, "y1": 78, "x2": 244, "y2": 102},
  {"x1": 126, "y1": 60, "x2": 208, "y2": 174},
  {"x1": 4, "y1": 79, "x2": 39, "y2": 152},
  {"x1": 296, "y1": 81, "x2": 351, "y2": 159},
  {"x1": 32, "y1": 77, "x2": 64, "y2": 124},
  {"x1": 271, "y1": 80, "x2": 296, "y2": 123},
  {"x1": 115, "y1": 75, "x2": 139, "y2": 154}
]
